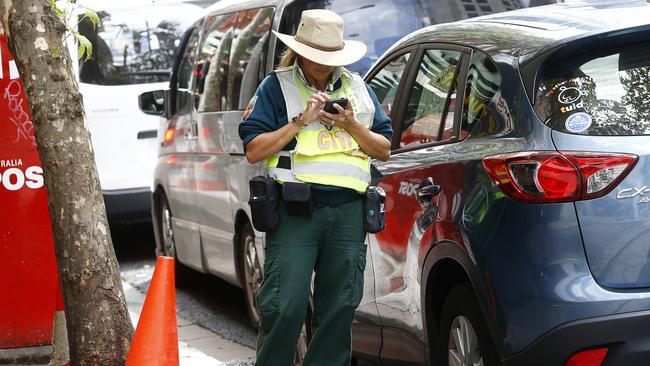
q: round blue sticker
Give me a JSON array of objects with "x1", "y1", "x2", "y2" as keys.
[{"x1": 565, "y1": 112, "x2": 592, "y2": 133}]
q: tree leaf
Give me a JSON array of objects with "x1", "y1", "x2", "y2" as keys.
[
  {"x1": 77, "y1": 34, "x2": 93, "y2": 61},
  {"x1": 83, "y1": 8, "x2": 101, "y2": 29},
  {"x1": 51, "y1": 1, "x2": 64, "y2": 17}
]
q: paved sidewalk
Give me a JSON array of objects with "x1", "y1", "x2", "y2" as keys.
[{"x1": 123, "y1": 280, "x2": 256, "y2": 366}]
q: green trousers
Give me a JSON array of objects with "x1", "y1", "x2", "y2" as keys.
[{"x1": 255, "y1": 198, "x2": 367, "y2": 366}]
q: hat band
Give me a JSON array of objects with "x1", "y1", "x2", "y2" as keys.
[{"x1": 294, "y1": 35, "x2": 345, "y2": 52}]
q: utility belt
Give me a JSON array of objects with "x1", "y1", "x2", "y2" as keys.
[{"x1": 248, "y1": 175, "x2": 385, "y2": 234}]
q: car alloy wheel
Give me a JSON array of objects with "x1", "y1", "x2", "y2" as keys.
[
  {"x1": 448, "y1": 315, "x2": 483, "y2": 366},
  {"x1": 241, "y1": 222, "x2": 262, "y2": 329},
  {"x1": 438, "y1": 284, "x2": 500, "y2": 366},
  {"x1": 158, "y1": 194, "x2": 191, "y2": 287},
  {"x1": 161, "y1": 200, "x2": 176, "y2": 258}
]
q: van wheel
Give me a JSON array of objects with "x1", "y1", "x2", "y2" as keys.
[
  {"x1": 240, "y1": 222, "x2": 262, "y2": 329},
  {"x1": 438, "y1": 284, "x2": 500, "y2": 366},
  {"x1": 158, "y1": 195, "x2": 192, "y2": 287}
]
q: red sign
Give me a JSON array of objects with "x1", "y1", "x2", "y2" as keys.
[{"x1": 0, "y1": 23, "x2": 58, "y2": 348}]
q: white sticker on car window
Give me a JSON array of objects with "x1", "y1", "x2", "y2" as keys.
[
  {"x1": 558, "y1": 86, "x2": 582, "y2": 104},
  {"x1": 565, "y1": 112, "x2": 592, "y2": 133}
]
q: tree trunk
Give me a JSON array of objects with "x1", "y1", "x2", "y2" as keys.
[{"x1": 0, "y1": 1, "x2": 133, "y2": 365}]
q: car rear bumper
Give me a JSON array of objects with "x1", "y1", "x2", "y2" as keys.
[
  {"x1": 103, "y1": 187, "x2": 152, "y2": 225},
  {"x1": 502, "y1": 308, "x2": 650, "y2": 366}
]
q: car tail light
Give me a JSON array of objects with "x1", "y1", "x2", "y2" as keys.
[
  {"x1": 483, "y1": 151, "x2": 637, "y2": 203},
  {"x1": 163, "y1": 127, "x2": 175, "y2": 145},
  {"x1": 565, "y1": 347, "x2": 608, "y2": 366}
]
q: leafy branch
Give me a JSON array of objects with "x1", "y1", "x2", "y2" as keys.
[{"x1": 49, "y1": 0, "x2": 100, "y2": 61}]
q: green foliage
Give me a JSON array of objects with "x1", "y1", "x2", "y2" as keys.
[
  {"x1": 48, "y1": 0, "x2": 101, "y2": 61},
  {"x1": 76, "y1": 34, "x2": 92, "y2": 61}
]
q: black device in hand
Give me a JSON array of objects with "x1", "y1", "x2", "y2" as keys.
[{"x1": 323, "y1": 98, "x2": 348, "y2": 114}]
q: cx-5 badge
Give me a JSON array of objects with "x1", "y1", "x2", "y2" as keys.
[{"x1": 617, "y1": 186, "x2": 650, "y2": 203}]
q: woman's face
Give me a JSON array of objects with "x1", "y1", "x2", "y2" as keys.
[{"x1": 300, "y1": 57, "x2": 336, "y2": 82}]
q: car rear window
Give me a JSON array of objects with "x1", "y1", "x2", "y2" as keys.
[{"x1": 534, "y1": 41, "x2": 650, "y2": 136}]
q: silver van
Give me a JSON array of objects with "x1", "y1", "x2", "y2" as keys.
[{"x1": 138, "y1": 0, "x2": 549, "y2": 360}]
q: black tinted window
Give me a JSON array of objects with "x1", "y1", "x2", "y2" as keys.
[
  {"x1": 400, "y1": 49, "x2": 462, "y2": 148},
  {"x1": 78, "y1": 3, "x2": 204, "y2": 85},
  {"x1": 535, "y1": 42, "x2": 650, "y2": 136},
  {"x1": 277, "y1": 0, "x2": 551, "y2": 75},
  {"x1": 195, "y1": 13, "x2": 236, "y2": 112},
  {"x1": 462, "y1": 51, "x2": 502, "y2": 138},
  {"x1": 228, "y1": 8, "x2": 274, "y2": 110},
  {"x1": 367, "y1": 52, "x2": 411, "y2": 119}
]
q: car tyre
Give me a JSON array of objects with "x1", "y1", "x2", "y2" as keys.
[
  {"x1": 438, "y1": 283, "x2": 500, "y2": 366},
  {"x1": 158, "y1": 194, "x2": 192, "y2": 288},
  {"x1": 240, "y1": 221, "x2": 263, "y2": 330}
]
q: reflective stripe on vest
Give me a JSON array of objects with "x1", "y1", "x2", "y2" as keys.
[
  {"x1": 267, "y1": 66, "x2": 375, "y2": 192},
  {"x1": 266, "y1": 151, "x2": 299, "y2": 183}
]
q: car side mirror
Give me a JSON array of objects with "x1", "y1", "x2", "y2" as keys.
[{"x1": 139, "y1": 90, "x2": 167, "y2": 116}]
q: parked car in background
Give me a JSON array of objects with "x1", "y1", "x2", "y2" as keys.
[
  {"x1": 73, "y1": 0, "x2": 207, "y2": 226},
  {"x1": 139, "y1": 0, "x2": 552, "y2": 334},
  {"x1": 357, "y1": 1, "x2": 650, "y2": 365}
]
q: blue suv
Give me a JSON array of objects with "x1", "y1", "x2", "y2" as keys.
[{"x1": 352, "y1": 2, "x2": 650, "y2": 365}]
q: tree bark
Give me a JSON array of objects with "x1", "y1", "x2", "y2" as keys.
[{"x1": 0, "y1": 1, "x2": 133, "y2": 365}]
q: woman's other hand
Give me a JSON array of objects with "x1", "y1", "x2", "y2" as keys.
[{"x1": 319, "y1": 101, "x2": 356, "y2": 130}]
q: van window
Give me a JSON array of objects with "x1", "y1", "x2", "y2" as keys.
[
  {"x1": 228, "y1": 8, "x2": 274, "y2": 110},
  {"x1": 399, "y1": 49, "x2": 462, "y2": 149},
  {"x1": 78, "y1": 3, "x2": 204, "y2": 85},
  {"x1": 195, "y1": 13, "x2": 237, "y2": 112},
  {"x1": 176, "y1": 28, "x2": 201, "y2": 113},
  {"x1": 535, "y1": 41, "x2": 650, "y2": 136},
  {"x1": 462, "y1": 51, "x2": 502, "y2": 138}
]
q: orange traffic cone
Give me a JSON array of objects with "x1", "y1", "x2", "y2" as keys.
[{"x1": 126, "y1": 256, "x2": 179, "y2": 366}]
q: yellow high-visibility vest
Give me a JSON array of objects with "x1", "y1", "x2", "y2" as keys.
[{"x1": 266, "y1": 66, "x2": 375, "y2": 193}]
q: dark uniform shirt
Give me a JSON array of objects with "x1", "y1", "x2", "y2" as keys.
[{"x1": 239, "y1": 72, "x2": 393, "y2": 205}]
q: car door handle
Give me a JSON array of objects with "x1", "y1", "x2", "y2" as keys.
[
  {"x1": 137, "y1": 129, "x2": 157, "y2": 139},
  {"x1": 185, "y1": 123, "x2": 198, "y2": 140},
  {"x1": 417, "y1": 177, "x2": 441, "y2": 204}
]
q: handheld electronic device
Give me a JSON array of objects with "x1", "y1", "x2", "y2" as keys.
[{"x1": 323, "y1": 98, "x2": 349, "y2": 114}]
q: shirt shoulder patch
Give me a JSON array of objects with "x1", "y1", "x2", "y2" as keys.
[{"x1": 241, "y1": 95, "x2": 258, "y2": 122}]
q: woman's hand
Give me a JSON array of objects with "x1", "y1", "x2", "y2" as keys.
[
  {"x1": 319, "y1": 101, "x2": 391, "y2": 161},
  {"x1": 319, "y1": 101, "x2": 357, "y2": 130},
  {"x1": 302, "y1": 92, "x2": 329, "y2": 126}
]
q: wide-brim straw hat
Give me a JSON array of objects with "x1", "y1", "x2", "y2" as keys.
[{"x1": 272, "y1": 9, "x2": 367, "y2": 67}]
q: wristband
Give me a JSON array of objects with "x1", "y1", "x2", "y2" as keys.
[{"x1": 290, "y1": 113, "x2": 305, "y2": 127}]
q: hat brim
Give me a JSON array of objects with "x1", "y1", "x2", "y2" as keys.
[{"x1": 273, "y1": 30, "x2": 367, "y2": 67}]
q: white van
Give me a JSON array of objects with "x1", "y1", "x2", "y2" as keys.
[{"x1": 74, "y1": 0, "x2": 208, "y2": 225}]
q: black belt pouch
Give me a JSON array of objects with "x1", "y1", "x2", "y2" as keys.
[
  {"x1": 364, "y1": 186, "x2": 386, "y2": 233},
  {"x1": 282, "y1": 182, "x2": 312, "y2": 217},
  {"x1": 248, "y1": 176, "x2": 279, "y2": 233}
]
